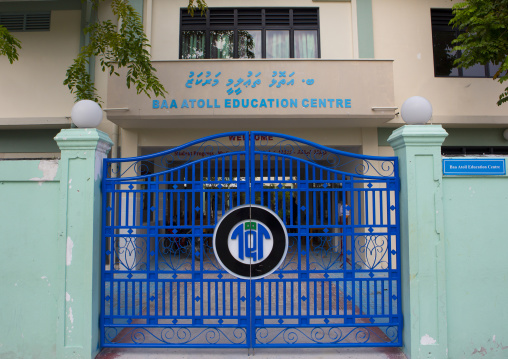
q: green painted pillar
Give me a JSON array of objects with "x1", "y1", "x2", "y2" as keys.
[
  {"x1": 55, "y1": 129, "x2": 113, "y2": 359},
  {"x1": 387, "y1": 125, "x2": 448, "y2": 359}
]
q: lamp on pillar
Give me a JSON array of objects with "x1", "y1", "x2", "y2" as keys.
[
  {"x1": 71, "y1": 100, "x2": 103, "y2": 128},
  {"x1": 400, "y1": 96, "x2": 433, "y2": 125}
]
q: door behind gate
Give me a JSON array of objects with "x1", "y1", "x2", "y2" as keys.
[{"x1": 101, "y1": 132, "x2": 402, "y2": 348}]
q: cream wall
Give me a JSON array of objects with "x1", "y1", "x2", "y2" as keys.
[
  {"x1": 373, "y1": 0, "x2": 508, "y2": 126},
  {"x1": 149, "y1": 0, "x2": 354, "y2": 61},
  {"x1": 0, "y1": 11, "x2": 80, "y2": 120}
]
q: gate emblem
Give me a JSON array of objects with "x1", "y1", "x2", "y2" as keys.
[{"x1": 213, "y1": 205, "x2": 288, "y2": 279}]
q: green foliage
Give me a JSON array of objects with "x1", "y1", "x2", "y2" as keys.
[
  {"x1": 1, "y1": 0, "x2": 208, "y2": 103},
  {"x1": 0, "y1": 25, "x2": 21, "y2": 64},
  {"x1": 451, "y1": 0, "x2": 508, "y2": 105},
  {"x1": 187, "y1": 0, "x2": 208, "y2": 17},
  {"x1": 64, "y1": 0, "x2": 168, "y2": 103}
]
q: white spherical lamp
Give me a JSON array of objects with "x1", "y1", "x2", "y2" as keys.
[
  {"x1": 400, "y1": 96, "x2": 433, "y2": 125},
  {"x1": 503, "y1": 129, "x2": 508, "y2": 141},
  {"x1": 71, "y1": 100, "x2": 103, "y2": 128}
]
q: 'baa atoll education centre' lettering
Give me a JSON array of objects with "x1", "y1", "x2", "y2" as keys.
[{"x1": 152, "y1": 98, "x2": 352, "y2": 110}]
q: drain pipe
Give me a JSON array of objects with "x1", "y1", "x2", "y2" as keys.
[{"x1": 111, "y1": 123, "x2": 119, "y2": 164}]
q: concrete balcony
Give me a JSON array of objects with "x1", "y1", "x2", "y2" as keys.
[{"x1": 106, "y1": 59, "x2": 396, "y2": 129}]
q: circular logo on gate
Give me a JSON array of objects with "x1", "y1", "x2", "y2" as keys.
[{"x1": 213, "y1": 205, "x2": 288, "y2": 280}]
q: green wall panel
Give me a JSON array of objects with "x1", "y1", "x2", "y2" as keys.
[
  {"x1": 443, "y1": 176, "x2": 508, "y2": 358},
  {"x1": 379, "y1": 127, "x2": 508, "y2": 147},
  {"x1": 0, "y1": 160, "x2": 61, "y2": 359},
  {"x1": 0, "y1": 129, "x2": 60, "y2": 153}
]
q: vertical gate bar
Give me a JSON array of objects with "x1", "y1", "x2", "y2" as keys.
[
  {"x1": 314, "y1": 280, "x2": 317, "y2": 316},
  {"x1": 283, "y1": 281, "x2": 287, "y2": 316},
  {"x1": 275, "y1": 280, "x2": 279, "y2": 317},
  {"x1": 169, "y1": 172, "x2": 173, "y2": 227},
  {"x1": 275, "y1": 153, "x2": 278, "y2": 183},
  {"x1": 206, "y1": 188, "x2": 210, "y2": 227},
  {"x1": 305, "y1": 163, "x2": 311, "y2": 320},
  {"x1": 291, "y1": 280, "x2": 294, "y2": 316},
  {"x1": 117, "y1": 184, "x2": 122, "y2": 233},
  {"x1": 375, "y1": 280, "x2": 379, "y2": 316},
  {"x1": 230, "y1": 280, "x2": 233, "y2": 317},
  {"x1": 214, "y1": 179, "x2": 218, "y2": 227},
  {"x1": 309, "y1": 167, "x2": 316, "y2": 225},
  {"x1": 190, "y1": 162, "x2": 196, "y2": 324},
  {"x1": 207, "y1": 281, "x2": 210, "y2": 317},
  {"x1": 368, "y1": 280, "x2": 372, "y2": 317},
  {"x1": 237, "y1": 155, "x2": 240, "y2": 206},
  {"x1": 177, "y1": 280, "x2": 181, "y2": 318},
  {"x1": 213, "y1": 282, "x2": 217, "y2": 317},
  {"x1": 186, "y1": 165, "x2": 190, "y2": 227},
  {"x1": 176, "y1": 170, "x2": 181, "y2": 227},
  {"x1": 282, "y1": 185, "x2": 287, "y2": 225},
  {"x1": 161, "y1": 281, "x2": 165, "y2": 317},
  {"x1": 381, "y1": 280, "x2": 385, "y2": 315},
  {"x1": 125, "y1": 185, "x2": 130, "y2": 229},
  {"x1": 169, "y1": 281, "x2": 172, "y2": 316},
  {"x1": 229, "y1": 154, "x2": 233, "y2": 189},
  {"x1": 372, "y1": 187, "x2": 377, "y2": 226},
  {"x1": 335, "y1": 279, "x2": 339, "y2": 317},
  {"x1": 366, "y1": 185, "x2": 371, "y2": 227},
  {"x1": 199, "y1": 280, "x2": 203, "y2": 322},
  {"x1": 328, "y1": 280, "x2": 332, "y2": 317},
  {"x1": 343, "y1": 277, "x2": 347, "y2": 317},
  {"x1": 387, "y1": 189, "x2": 393, "y2": 271},
  {"x1": 326, "y1": 179, "x2": 331, "y2": 227},
  {"x1": 222, "y1": 281, "x2": 226, "y2": 317},
  {"x1": 273, "y1": 186, "x2": 277, "y2": 214},
  {"x1": 289, "y1": 159, "x2": 293, "y2": 227},
  {"x1": 139, "y1": 280, "x2": 143, "y2": 316},
  {"x1": 155, "y1": 176, "x2": 160, "y2": 318},
  {"x1": 268, "y1": 281, "x2": 272, "y2": 316},
  {"x1": 236, "y1": 281, "x2": 239, "y2": 318},
  {"x1": 184, "y1": 280, "x2": 189, "y2": 317},
  {"x1": 163, "y1": 172, "x2": 167, "y2": 230},
  {"x1": 114, "y1": 275, "x2": 118, "y2": 318},
  {"x1": 267, "y1": 154, "x2": 271, "y2": 182},
  {"x1": 320, "y1": 183, "x2": 324, "y2": 227},
  {"x1": 380, "y1": 188, "x2": 384, "y2": 226},
  {"x1": 132, "y1": 190, "x2": 137, "y2": 229},
  {"x1": 321, "y1": 280, "x2": 325, "y2": 317}
]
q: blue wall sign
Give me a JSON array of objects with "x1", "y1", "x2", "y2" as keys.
[
  {"x1": 151, "y1": 69, "x2": 353, "y2": 111},
  {"x1": 442, "y1": 158, "x2": 506, "y2": 175}
]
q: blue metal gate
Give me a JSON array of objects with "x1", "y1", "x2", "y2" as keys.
[{"x1": 101, "y1": 132, "x2": 401, "y2": 348}]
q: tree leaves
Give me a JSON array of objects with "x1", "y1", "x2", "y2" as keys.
[
  {"x1": 451, "y1": 0, "x2": 508, "y2": 105},
  {"x1": 0, "y1": 25, "x2": 21, "y2": 64},
  {"x1": 187, "y1": 0, "x2": 208, "y2": 17},
  {"x1": 64, "y1": 0, "x2": 172, "y2": 103}
]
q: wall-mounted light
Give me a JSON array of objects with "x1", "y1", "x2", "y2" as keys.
[{"x1": 503, "y1": 129, "x2": 508, "y2": 141}]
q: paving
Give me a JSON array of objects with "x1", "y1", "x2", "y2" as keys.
[{"x1": 96, "y1": 346, "x2": 407, "y2": 359}]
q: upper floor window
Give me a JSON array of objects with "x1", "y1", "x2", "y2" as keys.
[
  {"x1": 180, "y1": 8, "x2": 320, "y2": 59},
  {"x1": 0, "y1": 12, "x2": 51, "y2": 32},
  {"x1": 431, "y1": 9, "x2": 499, "y2": 78}
]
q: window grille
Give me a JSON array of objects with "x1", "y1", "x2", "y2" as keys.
[{"x1": 0, "y1": 12, "x2": 51, "y2": 32}]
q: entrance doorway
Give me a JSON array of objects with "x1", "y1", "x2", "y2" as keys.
[{"x1": 101, "y1": 132, "x2": 401, "y2": 348}]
